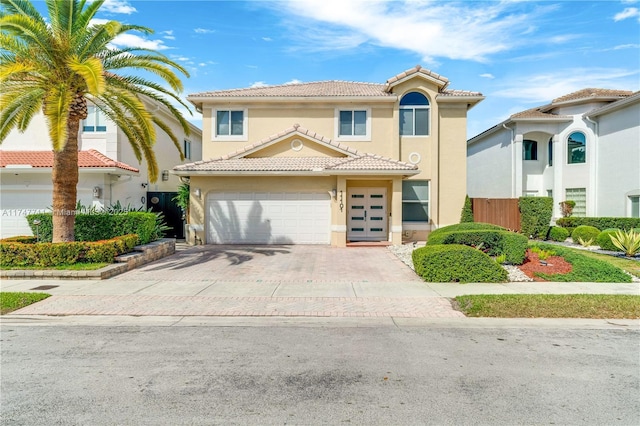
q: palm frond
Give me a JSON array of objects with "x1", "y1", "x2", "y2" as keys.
[
  {"x1": 42, "y1": 84, "x2": 72, "y2": 150},
  {"x1": 68, "y1": 56, "x2": 105, "y2": 95}
]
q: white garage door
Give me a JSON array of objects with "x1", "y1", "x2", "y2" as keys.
[{"x1": 206, "y1": 192, "x2": 331, "y2": 244}]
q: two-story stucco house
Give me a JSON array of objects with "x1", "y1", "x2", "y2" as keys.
[
  {"x1": 0, "y1": 97, "x2": 202, "y2": 238},
  {"x1": 467, "y1": 89, "x2": 639, "y2": 219},
  {"x1": 174, "y1": 66, "x2": 483, "y2": 246}
]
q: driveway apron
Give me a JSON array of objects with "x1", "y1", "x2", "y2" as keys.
[{"x1": 8, "y1": 245, "x2": 464, "y2": 318}]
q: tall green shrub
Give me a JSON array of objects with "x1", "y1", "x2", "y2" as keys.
[
  {"x1": 412, "y1": 244, "x2": 508, "y2": 283},
  {"x1": 556, "y1": 217, "x2": 640, "y2": 231},
  {"x1": 426, "y1": 229, "x2": 528, "y2": 264},
  {"x1": 460, "y1": 195, "x2": 474, "y2": 223},
  {"x1": 519, "y1": 197, "x2": 553, "y2": 239}
]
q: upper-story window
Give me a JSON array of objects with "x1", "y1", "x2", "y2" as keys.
[
  {"x1": 523, "y1": 139, "x2": 538, "y2": 160},
  {"x1": 339, "y1": 110, "x2": 366, "y2": 136},
  {"x1": 183, "y1": 139, "x2": 191, "y2": 160},
  {"x1": 214, "y1": 109, "x2": 246, "y2": 140},
  {"x1": 83, "y1": 106, "x2": 107, "y2": 132},
  {"x1": 567, "y1": 132, "x2": 586, "y2": 164},
  {"x1": 336, "y1": 108, "x2": 370, "y2": 140},
  {"x1": 400, "y1": 92, "x2": 429, "y2": 136}
]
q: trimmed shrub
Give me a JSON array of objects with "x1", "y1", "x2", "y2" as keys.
[
  {"x1": 548, "y1": 226, "x2": 570, "y2": 242},
  {"x1": 596, "y1": 229, "x2": 622, "y2": 252},
  {"x1": 0, "y1": 236, "x2": 37, "y2": 244},
  {"x1": 412, "y1": 244, "x2": 508, "y2": 283},
  {"x1": 556, "y1": 217, "x2": 640, "y2": 231},
  {"x1": 529, "y1": 243, "x2": 632, "y2": 282},
  {"x1": 571, "y1": 225, "x2": 601, "y2": 244},
  {"x1": 427, "y1": 229, "x2": 528, "y2": 265},
  {"x1": 519, "y1": 197, "x2": 553, "y2": 239},
  {"x1": 26, "y1": 211, "x2": 156, "y2": 243},
  {"x1": 428, "y1": 222, "x2": 505, "y2": 242},
  {"x1": 460, "y1": 195, "x2": 474, "y2": 223},
  {"x1": 0, "y1": 234, "x2": 139, "y2": 267}
]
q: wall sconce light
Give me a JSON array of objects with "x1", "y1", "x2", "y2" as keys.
[
  {"x1": 93, "y1": 186, "x2": 101, "y2": 198},
  {"x1": 330, "y1": 189, "x2": 337, "y2": 198},
  {"x1": 194, "y1": 188, "x2": 201, "y2": 198},
  {"x1": 161, "y1": 170, "x2": 169, "y2": 181}
]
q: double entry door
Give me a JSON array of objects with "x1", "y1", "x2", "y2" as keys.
[{"x1": 347, "y1": 188, "x2": 387, "y2": 241}]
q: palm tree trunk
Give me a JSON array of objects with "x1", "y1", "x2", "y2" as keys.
[{"x1": 51, "y1": 118, "x2": 80, "y2": 242}]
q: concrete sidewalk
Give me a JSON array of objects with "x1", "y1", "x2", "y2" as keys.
[{"x1": 3, "y1": 278, "x2": 639, "y2": 319}]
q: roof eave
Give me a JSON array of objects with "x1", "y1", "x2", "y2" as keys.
[
  {"x1": 586, "y1": 92, "x2": 640, "y2": 117},
  {"x1": 436, "y1": 95, "x2": 485, "y2": 109},
  {"x1": 187, "y1": 96, "x2": 396, "y2": 105},
  {"x1": 0, "y1": 167, "x2": 139, "y2": 175}
]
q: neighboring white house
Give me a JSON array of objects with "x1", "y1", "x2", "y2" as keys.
[
  {"x1": 0, "y1": 98, "x2": 202, "y2": 238},
  {"x1": 467, "y1": 89, "x2": 640, "y2": 219}
]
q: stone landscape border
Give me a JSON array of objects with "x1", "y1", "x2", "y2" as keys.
[{"x1": 0, "y1": 239, "x2": 175, "y2": 280}]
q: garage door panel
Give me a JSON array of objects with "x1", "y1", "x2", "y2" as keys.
[{"x1": 207, "y1": 192, "x2": 330, "y2": 244}]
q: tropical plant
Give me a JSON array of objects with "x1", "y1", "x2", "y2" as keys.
[
  {"x1": 609, "y1": 229, "x2": 640, "y2": 257},
  {"x1": 559, "y1": 200, "x2": 575, "y2": 218},
  {"x1": 0, "y1": 0, "x2": 191, "y2": 242},
  {"x1": 576, "y1": 237, "x2": 594, "y2": 247},
  {"x1": 172, "y1": 182, "x2": 190, "y2": 222}
]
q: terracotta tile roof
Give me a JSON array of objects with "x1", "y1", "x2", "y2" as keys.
[
  {"x1": 510, "y1": 107, "x2": 572, "y2": 121},
  {"x1": 189, "y1": 65, "x2": 481, "y2": 99},
  {"x1": 174, "y1": 126, "x2": 417, "y2": 174},
  {"x1": 189, "y1": 81, "x2": 391, "y2": 98},
  {"x1": 0, "y1": 149, "x2": 139, "y2": 172},
  {"x1": 552, "y1": 88, "x2": 633, "y2": 104}
]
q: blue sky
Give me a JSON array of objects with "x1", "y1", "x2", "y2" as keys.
[{"x1": 37, "y1": 0, "x2": 640, "y2": 138}]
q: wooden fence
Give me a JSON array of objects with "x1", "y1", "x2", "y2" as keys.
[{"x1": 471, "y1": 198, "x2": 521, "y2": 232}]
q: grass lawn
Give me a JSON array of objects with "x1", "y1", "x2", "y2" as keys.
[
  {"x1": 455, "y1": 294, "x2": 640, "y2": 319},
  {"x1": 1, "y1": 262, "x2": 109, "y2": 271},
  {"x1": 0, "y1": 292, "x2": 51, "y2": 315},
  {"x1": 569, "y1": 249, "x2": 640, "y2": 279}
]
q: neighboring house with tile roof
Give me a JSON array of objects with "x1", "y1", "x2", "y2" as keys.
[
  {"x1": 175, "y1": 65, "x2": 483, "y2": 246},
  {"x1": 467, "y1": 89, "x2": 639, "y2": 219},
  {"x1": 0, "y1": 98, "x2": 202, "y2": 239}
]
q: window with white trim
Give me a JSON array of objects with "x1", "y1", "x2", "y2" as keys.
[
  {"x1": 566, "y1": 188, "x2": 586, "y2": 217},
  {"x1": 184, "y1": 140, "x2": 191, "y2": 160},
  {"x1": 567, "y1": 132, "x2": 586, "y2": 164},
  {"x1": 339, "y1": 110, "x2": 366, "y2": 136},
  {"x1": 400, "y1": 92, "x2": 429, "y2": 136},
  {"x1": 630, "y1": 196, "x2": 639, "y2": 218},
  {"x1": 523, "y1": 139, "x2": 538, "y2": 160},
  {"x1": 402, "y1": 180, "x2": 429, "y2": 222},
  {"x1": 214, "y1": 109, "x2": 246, "y2": 140},
  {"x1": 83, "y1": 106, "x2": 107, "y2": 132}
]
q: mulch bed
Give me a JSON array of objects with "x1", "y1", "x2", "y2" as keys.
[{"x1": 517, "y1": 249, "x2": 572, "y2": 282}]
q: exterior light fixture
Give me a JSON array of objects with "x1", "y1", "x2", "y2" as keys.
[{"x1": 162, "y1": 170, "x2": 169, "y2": 181}]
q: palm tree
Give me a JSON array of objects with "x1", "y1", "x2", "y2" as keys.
[{"x1": 0, "y1": 0, "x2": 191, "y2": 242}]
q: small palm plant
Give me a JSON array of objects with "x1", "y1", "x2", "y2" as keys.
[
  {"x1": 576, "y1": 237, "x2": 594, "y2": 247},
  {"x1": 609, "y1": 229, "x2": 640, "y2": 257}
]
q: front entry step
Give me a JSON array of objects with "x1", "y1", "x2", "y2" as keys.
[{"x1": 346, "y1": 241, "x2": 392, "y2": 247}]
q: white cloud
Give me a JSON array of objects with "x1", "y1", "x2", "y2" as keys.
[
  {"x1": 273, "y1": 0, "x2": 557, "y2": 62},
  {"x1": 262, "y1": 37, "x2": 273, "y2": 42},
  {"x1": 194, "y1": 28, "x2": 215, "y2": 34},
  {"x1": 613, "y1": 43, "x2": 640, "y2": 50},
  {"x1": 101, "y1": 0, "x2": 136, "y2": 14},
  {"x1": 284, "y1": 79, "x2": 303, "y2": 85},
  {"x1": 614, "y1": 7, "x2": 640, "y2": 21},
  {"x1": 479, "y1": 73, "x2": 495, "y2": 79},
  {"x1": 492, "y1": 68, "x2": 640, "y2": 103},
  {"x1": 250, "y1": 81, "x2": 269, "y2": 88},
  {"x1": 110, "y1": 33, "x2": 169, "y2": 51},
  {"x1": 162, "y1": 30, "x2": 175, "y2": 40}
]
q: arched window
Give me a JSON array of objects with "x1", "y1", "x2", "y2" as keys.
[
  {"x1": 567, "y1": 132, "x2": 586, "y2": 164},
  {"x1": 523, "y1": 140, "x2": 538, "y2": 160},
  {"x1": 400, "y1": 92, "x2": 429, "y2": 136}
]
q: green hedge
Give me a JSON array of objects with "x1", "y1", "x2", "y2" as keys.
[
  {"x1": 460, "y1": 195, "x2": 474, "y2": 223},
  {"x1": 412, "y1": 244, "x2": 508, "y2": 283},
  {"x1": 429, "y1": 222, "x2": 505, "y2": 242},
  {"x1": 596, "y1": 229, "x2": 622, "y2": 252},
  {"x1": 519, "y1": 197, "x2": 553, "y2": 238},
  {"x1": 548, "y1": 226, "x2": 569, "y2": 242},
  {"x1": 556, "y1": 217, "x2": 640, "y2": 231},
  {"x1": 571, "y1": 225, "x2": 601, "y2": 243},
  {"x1": 529, "y1": 243, "x2": 631, "y2": 282},
  {"x1": 427, "y1": 229, "x2": 528, "y2": 265},
  {"x1": 26, "y1": 212, "x2": 156, "y2": 244},
  {"x1": 0, "y1": 234, "x2": 139, "y2": 267}
]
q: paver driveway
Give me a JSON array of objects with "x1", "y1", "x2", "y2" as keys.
[{"x1": 116, "y1": 245, "x2": 422, "y2": 283}]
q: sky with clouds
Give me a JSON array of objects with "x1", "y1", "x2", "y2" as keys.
[{"x1": 34, "y1": 0, "x2": 640, "y2": 137}]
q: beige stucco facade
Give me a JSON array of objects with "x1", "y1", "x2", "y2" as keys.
[{"x1": 177, "y1": 66, "x2": 482, "y2": 246}]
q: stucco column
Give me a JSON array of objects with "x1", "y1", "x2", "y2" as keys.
[
  {"x1": 552, "y1": 134, "x2": 563, "y2": 218},
  {"x1": 513, "y1": 133, "x2": 523, "y2": 198},
  {"x1": 331, "y1": 176, "x2": 347, "y2": 247},
  {"x1": 391, "y1": 178, "x2": 403, "y2": 245}
]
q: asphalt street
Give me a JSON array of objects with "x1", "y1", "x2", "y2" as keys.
[{"x1": 1, "y1": 322, "x2": 638, "y2": 425}]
